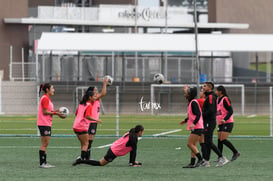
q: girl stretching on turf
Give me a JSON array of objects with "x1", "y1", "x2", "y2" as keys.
[
  {"x1": 73, "y1": 125, "x2": 144, "y2": 167},
  {"x1": 73, "y1": 91, "x2": 102, "y2": 161},
  {"x1": 37, "y1": 83, "x2": 64, "y2": 168},
  {"x1": 215, "y1": 86, "x2": 240, "y2": 161},
  {"x1": 180, "y1": 86, "x2": 204, "y2": 168}
]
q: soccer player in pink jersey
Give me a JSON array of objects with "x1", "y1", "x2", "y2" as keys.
[
  {"x1": 72, "y1": 125, "x2": 144, "y2": 167},
  {"x1": 85, "y1": 77, "x2": 108, "y2": 159},
  {"x1": 180, "y1": 86, "x2": 204, "y2": 168},
  {"x1": 37, "y1": 83, "x2": 64, "y2": 168},
  {"x1": 73, "y1": 90, "x2": 102, "y2": 162},
  {"x1": 215, "y1": 86, "x2": 240, "y2": 161}
]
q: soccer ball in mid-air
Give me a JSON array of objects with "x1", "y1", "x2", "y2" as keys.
[
  {"x1": 104, "y1": 75, "x2": 114, "y2": 86},
  {"x1": 153, "y1": 73, "x2": 164, "y2": 84},
  {"x1": 59, "y1": 107, "x2": 69, "y2": 118}
]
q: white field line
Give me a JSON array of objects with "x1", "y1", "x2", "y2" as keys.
[
  {"x1": 95, "y1": 143, "x2": 113, "y2": 149},
  {"x1": 95, "y1": 129, "x2": 181, "y2": 149},
  {"x1": 0, "y1": 128, "x2": 173, "y2": 131},
  {"x1": 247, "y1": 114, "x2": 257, "y2": 118},
  {"x1": 0, "y1": 129, "x2": 182, "y2": 149},
  {"x1": 0, "y1": 146, "x2": 79, "y2": 149},
  {"x1": 152, "y1": 129, "x2": 181, "y2": 137}
]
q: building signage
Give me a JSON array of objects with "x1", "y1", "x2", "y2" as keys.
[{"x1": 118, "y1": 8, "x2": 165, "y2": 21}]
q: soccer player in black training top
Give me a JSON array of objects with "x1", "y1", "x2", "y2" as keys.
[{"x1": 201, "y1": 82, "x2": 228, "y2": 167}]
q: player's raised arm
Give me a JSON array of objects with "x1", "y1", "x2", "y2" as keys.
[{"x1": 96, "y1": 76, "x2": 108, "y2": 100}]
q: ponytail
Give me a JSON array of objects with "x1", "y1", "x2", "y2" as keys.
[
  {"x1": 39, "y1": 83, "x2": 52, "y2": 95},
  {"x1": 129, "y1": 125, "x2": 144, "y2": 134},
  {"x1": 80, "y1": 91, "x2": 94, "y2": 105},
  {"x1": 216, "y1": 86, "x2": 228, "y2": 97}
]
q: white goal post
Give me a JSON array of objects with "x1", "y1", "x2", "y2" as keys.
[
  {"x1": 150, "y1": 84, "x2": 245, "y2": 116},
  {"x1": 269, "y1": 87, "x2": 273, "y2": 137}
]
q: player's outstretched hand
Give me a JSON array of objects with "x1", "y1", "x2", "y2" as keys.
[
  {"x1": 180, "y1": 120, "x2": 186, "y2": 125},
  {"x1": 103, "y1": 76, "x2": 109, "y2": 84},
  {"x1": 54, "y1": 111, "x2": 65, "y2": 119}
]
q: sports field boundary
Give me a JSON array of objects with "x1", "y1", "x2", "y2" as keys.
[{"x1": 0, "y1": 134, "x2": 272, "y2": 139}]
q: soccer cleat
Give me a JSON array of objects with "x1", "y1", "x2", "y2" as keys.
[
  {"x1": 231, "y1": 152, "x2": 241, "y2": 161},
  {"x1": 195, "y1": 160, "x2": 204, "y2": 168},
  {"x1": 216, "y1": 157, "x2": 229, "y2": 167},
  {"x1": 39, "y1": 163, "x2": 56, "y2": 168},
  {"x1": 200, "y1": 160, "x2": 210, "y2": 167},
  {"x1": 183, "y1": 164, "x2": 196, "y2": 168},
  {"x1": 72, "y1": 157, "x2": 82, "y2": 166}
]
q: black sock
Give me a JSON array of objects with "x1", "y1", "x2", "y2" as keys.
[
  {"x1": 222, "y1": 139, "x2": 238, "y2": 154},
  {"x1": 195, "y1": 153, "x2": 202, "y2": 162},
  {"x1": 190, "y1": 157, "x2": 196, "y2": 165},
  {"x1": 39, "y1": 150, "x2": 46, "y2": 165},
  {"x1": 211, "y1": 143, "x2": 223, "y2": 158},
  {"x1": 218, "y1": 139, "x2": 223, "y2": 154},
  {"x1": 87, "y1": 140, "x2": 93, "y2": 159},
  {"x1": 200, "y1": 143, "x2": 206, "y2": 159},
  {"x1": 80, "y1": 159, "x2": 101, "y2": 166},
  {"x1": 81, "y1": 151, "x2": 88, "y2": 160}
]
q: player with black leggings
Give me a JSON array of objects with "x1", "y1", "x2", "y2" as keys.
[{"x1": 201, "y1": 82, "x2": 228, "y2": 167}]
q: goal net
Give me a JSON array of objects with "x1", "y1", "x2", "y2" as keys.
[{"x1": 150, "y1": 84, "x2": 245, "y2": 116}]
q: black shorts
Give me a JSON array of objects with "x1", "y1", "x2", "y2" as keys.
[
  {"x1": 38, "y1": 126, "x2": 51, "y2": 136},
  {"x1": 191, "y1": 129, "x2": 204, "y2": 136},
  {"x1": 73, "y1": 128, "x2": 88, "y2": 135},
  {"x1": 218, "y1": 123, "x2": 234, "y2": 133},
  {"x1": 104, "y1": 148, "x2": 117, "y2": 162},
  {"x1": 88, "y1": 123, "x2": 97, "y2": 135}
]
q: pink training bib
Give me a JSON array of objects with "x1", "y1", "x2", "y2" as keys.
[
  {"x1": 37, "y1": 94, "x2": 54, "y2": 127},
  {"x1": 216, "y1": 97, "x2": 234, "y2": 125},
  {"x1": 111, "y1": 132, "x2": 132, "y2": 157},
  {"x1": 187, "y1": 99, "x2": 204, "y2": 131}
]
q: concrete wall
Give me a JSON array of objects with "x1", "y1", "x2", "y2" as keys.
[
  {"x1": 208, "y1": 0, "x2": 273, "y2": 33},
  {"x1": 0, "y1": 0, "x2": 29, "y2": 80},
  {"x1": 1, "y1": 81, "x2": 37, "y2": 114}
]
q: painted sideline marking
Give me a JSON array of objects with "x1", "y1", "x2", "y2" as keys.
[
  {"x1": 0, "y1": 146, "x2": 79, "y2": 149},
  {"x1": 152, "y1": 129, "x2": 181, "y2": 137},
  {"x1": 96, "y1": 143, "x2": 113, "y2": 149},
  {"x1": 95, "y1": 129, "x2": 181, "y2": 149},
  {"x1": 0, "y1": 128, "x2": 173, "y2": 131}
]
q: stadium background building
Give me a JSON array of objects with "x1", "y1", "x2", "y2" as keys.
[{"x1": 1, "y1": 0, "x2": 273, "y2": 114}]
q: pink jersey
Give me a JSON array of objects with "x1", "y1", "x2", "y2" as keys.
[
  {"x1": 187, "y1": 99, "x2": 204, "y2": 131},
  {"x1": 90, "y1": 99, "x2": 100, "y2": 123},
  {"x1": 73, "y1": 102, "x2": 92, "y2": 131},
  {"x1": 216, "y1": 97, "x2": 234, "y2": 125},
  {"x1": 111, "y1": 132, "x2": 132, "y2": 157},
  {"x1": 37, "y1": 94, "x2": 54, "y2": 127}
]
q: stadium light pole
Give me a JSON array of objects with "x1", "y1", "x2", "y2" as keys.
[{"x1": 193, "y1": 0, "x2": 200, "y2": 98}]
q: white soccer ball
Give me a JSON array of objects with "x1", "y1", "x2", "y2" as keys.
[
  {"x1": 153, "y1": 73, "x2": 164, "y2": 84},
  {"x1": 59, "y1": 107, "x2": 69, "y2": 118},
  {"x1": 104, "y1": 75, "x2": 114, "y2": 86}
]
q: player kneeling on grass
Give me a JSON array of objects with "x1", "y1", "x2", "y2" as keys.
[
  {"x1": 180, "y1": 86, "x2": 204, "y2": 168},
  {"x1": 73, "y1": 125, "x2": 144, "y2": 167},
  {"x1": 73, "y1": 91, "x2": 103, "y2": 161}
]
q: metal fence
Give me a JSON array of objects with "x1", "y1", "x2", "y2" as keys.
[{"x1": 1, "y1": 81, "x2": 273, "y2": 115}]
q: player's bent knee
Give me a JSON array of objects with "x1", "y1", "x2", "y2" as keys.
[{"x1": 100, "y1": 158, "x2": 109, "y2": 166}]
